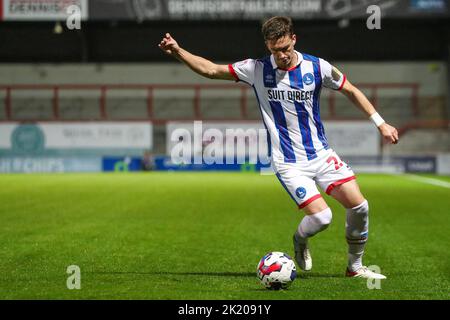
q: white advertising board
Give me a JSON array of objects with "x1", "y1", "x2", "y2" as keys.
[
  {"x1": 0, "y1": 122, "x2": 153, "y2": 152},
  {"x1": 166, "y1": 121, "x2": 268, "y2": 163},
  {"x1": 166, "y1": 120, "x2": 380, "y2": 161},
  {"x1": 323, "y1": 121, "x2": 380, "y2": 156}
]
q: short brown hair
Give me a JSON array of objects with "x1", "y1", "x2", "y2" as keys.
[{"x1": 261, "y1": 16, "x2": 294, "y2": 41}]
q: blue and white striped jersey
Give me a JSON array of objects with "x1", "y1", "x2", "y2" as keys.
[{"x1": 229, "y1": 51, "x2": 346, "y2": 164}]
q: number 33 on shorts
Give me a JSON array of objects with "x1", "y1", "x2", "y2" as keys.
[
  {"x1": 327, "y1": 154, "x2": 343, "y2": 170},
  {"x1": 274, "y1": 150, "x2": 355, "y2": 209},
  {"x1": 319, "y1": 151, "x2": 356, "y2": 196}
]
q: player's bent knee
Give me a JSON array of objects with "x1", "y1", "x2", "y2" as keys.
[
  {"x1": 351, "y1": 199, "x2": 369, "y2": 215},
  {"x1": 309, "y1": 207, "x2": 332, "y2": 230}
]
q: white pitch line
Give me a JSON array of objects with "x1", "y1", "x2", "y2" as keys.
[{"x1": 403, "y1": 174, "x2": 450, "y2": 189}]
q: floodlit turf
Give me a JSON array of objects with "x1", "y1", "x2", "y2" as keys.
[{"x1": 0, "y1": 172, "x2": 449, "y2": 300}]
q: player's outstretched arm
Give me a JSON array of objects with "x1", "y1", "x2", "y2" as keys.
[
  {"x1": 158, "y1": 33, "x2": 235, "y2": 81},
  {"x1": 340, "y1": 79, "x2": 399, "y2": 144}
]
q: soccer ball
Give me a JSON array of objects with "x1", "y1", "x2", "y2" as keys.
[{"x1": 256, "y1": 251, "x2": 297, "y2": 290}]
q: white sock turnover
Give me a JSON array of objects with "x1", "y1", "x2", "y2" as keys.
[{"x1": 346, "y1": 200, "x2": 369, "y2": 272}]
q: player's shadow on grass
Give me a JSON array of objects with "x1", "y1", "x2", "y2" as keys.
[
  {"x1": 298, "y1": 272, "x2": 342, "y2": 279},
  {"x1": 154, "y1": 271, "x2": 256, "y2": 278},
  {"x1": 91, "y1": 271, "x2": 341, "y2": 279},
  {"x1": 91, "y1": 271, "x2": 255, "y2": 278}
]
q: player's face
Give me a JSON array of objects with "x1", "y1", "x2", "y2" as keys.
[{"x1": 265, "y1": 34, "x2": 297, "y2": 69}]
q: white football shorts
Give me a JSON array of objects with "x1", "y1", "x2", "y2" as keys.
[{"x1": 273, "y1": 149, "x2": 356, "y2": 209}]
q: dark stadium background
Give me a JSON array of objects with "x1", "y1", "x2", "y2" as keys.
[
  {"x1": 0, "y1": 0, "x2": 449, "y2": 301},
  {"x1": 1, "y1": 18, "x2": 449, "y2": 62}
]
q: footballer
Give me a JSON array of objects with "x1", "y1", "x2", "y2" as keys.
[{"x1": 159, "y1": 16, "x2": 399, "y2": 279}]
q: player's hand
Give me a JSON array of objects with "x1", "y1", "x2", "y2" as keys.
[
  {"x1": 378, "y1": 123, "x2": 399, "y2": 144},
  {"x1": 158, "y1": 33, "x2": 180, "y2": 56}
]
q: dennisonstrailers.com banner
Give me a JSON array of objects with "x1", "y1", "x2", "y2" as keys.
[
  {"x1": 1, "y1": 0, "x2": 448, "y2": 21},
  {"x1": 87, "y1": 0, "x2": 449, "y2": 21}
]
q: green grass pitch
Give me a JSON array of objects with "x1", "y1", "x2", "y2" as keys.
[{"x1": 0, "y1": 172, "x2": 449, "y2": 300}]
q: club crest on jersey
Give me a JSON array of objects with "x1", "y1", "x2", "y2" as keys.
[
  {"x1": 302, "y1": 73, "x2": 314, "y2": 86},
  {"x1": 295, "y1": 187, "x2": 307, "y2": 199}
]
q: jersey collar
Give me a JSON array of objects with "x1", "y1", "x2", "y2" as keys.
[{"x1": 270, "y1": 50, "x2": 303, "y2": 71}]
